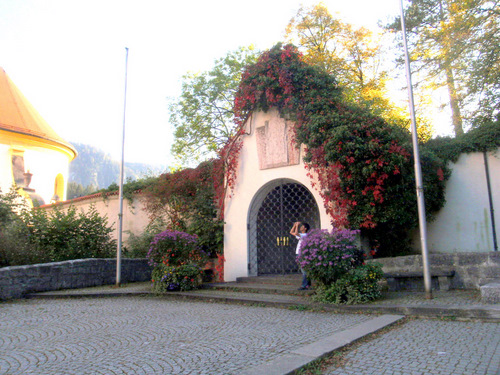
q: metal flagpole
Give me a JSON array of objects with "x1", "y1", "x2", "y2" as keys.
[
  {"x1": 399, "y1": 0, "x2": 433, "y2": 299},
  {"x1": 116, "y1": 47, "x2": 129, "y2": 287}
]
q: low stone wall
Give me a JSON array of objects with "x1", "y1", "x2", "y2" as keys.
[
  {"x1": 370, "y1": 252, "x2": 500, "y2": 290},
  {"x1": 0, "y1": 259, "x2": 152, "y2": 300}
]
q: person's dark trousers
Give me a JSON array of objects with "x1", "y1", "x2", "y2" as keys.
[{"x1": 300, "y1": 268, "x2": 311, "y2": 289}]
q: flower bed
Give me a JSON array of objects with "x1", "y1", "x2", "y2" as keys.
[{"x1": 147, "y1": 230, "x2": 208, "y2": 292}]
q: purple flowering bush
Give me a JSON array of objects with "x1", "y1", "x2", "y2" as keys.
[
  {"x1": 147, "y1": 230, "x2": 208, "y2": 292},
  {"x1": 297, "y1": 228, "x2": 383, "y2": 304},
  {"x1": 297, "y1": 228, "x2": 364, "y2": 285}
]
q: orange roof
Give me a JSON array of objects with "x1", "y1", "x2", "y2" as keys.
[{"x1": 0, "y1": 67, "x2": 76, "y2": 158}]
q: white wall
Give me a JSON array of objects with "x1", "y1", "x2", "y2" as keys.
[
  {"x1": 413, "y1": 149, "x2": 500, "y2": 253},
  {"x1": 223, "y1": 110, "x2": 333, "y2": 281}
]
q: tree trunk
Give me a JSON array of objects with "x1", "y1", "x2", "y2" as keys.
[{"x1": 445, "y1": 59, "x2": 464, "y2": 136}]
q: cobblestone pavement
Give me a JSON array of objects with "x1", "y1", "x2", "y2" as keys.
[
  {"x1": 323, "y1": 319, "x2": 500, "y2": 375},
  {"x1": 0, "y1": 297, "x2": 373, "y2": 375}
]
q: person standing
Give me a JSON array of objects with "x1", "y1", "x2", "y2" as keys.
[{"x1": 290, "y1": 221, "x2": 310, "y2": 290}]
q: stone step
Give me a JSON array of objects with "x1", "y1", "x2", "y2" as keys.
[
  {"x1": 204, "y1": 274, "x2": 314, "y2": 296},
  {"x1": 235, "y1": 274, "x2": 303, "y2": 285}
]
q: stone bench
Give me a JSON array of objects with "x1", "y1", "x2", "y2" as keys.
[{"x1": 384, "y1": 269, "x2": 455, "y2": 291}]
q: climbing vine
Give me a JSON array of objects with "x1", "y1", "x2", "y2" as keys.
[
  {"x1": 143, "y1": 160, "x2": 224, "y2": 256},
  {"x1": 225, "y1": 43, "x2": 450, "y2": 256}
]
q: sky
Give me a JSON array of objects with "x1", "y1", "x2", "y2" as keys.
[{"x1": 0, "y1": 0, "x2": 451, "y2": 168}]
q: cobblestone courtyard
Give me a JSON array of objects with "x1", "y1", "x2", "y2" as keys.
[
  {"x1": 1, "y1": 296, "x2": 498, "y2": 375},
  {"x1": 1, "y1": 297, "x2": 371, "y2": 374}
]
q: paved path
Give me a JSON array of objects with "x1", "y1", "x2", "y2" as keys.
[
  {"x1": 323, "y1": 318, "x2": 500, "y2": 375},
  {"x1": 1, "y1": 297, "x2": 376, "y2": 375}
]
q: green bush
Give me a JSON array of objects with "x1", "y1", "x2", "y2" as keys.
[
  {"x1": 0, "y1": 193, "x2": 116, "y2": 267},
  {"x1": 124, "y1": 219, "x2": 165, "y2": 258},
  {"x1": 0, "y1": 189, "x2": 33, "y2": 266},
  {"x1": 151, "y1": 264, "x2": 204, "y2": 292},
  {"x1": 312, "y1": 263, "x2": 384, "y2": 304},
  {"x1": 25, "y1": 205, "x2": 116, "y2": 262},
  {"x1": 0, "y1": 218, "x2": 50, "y2": 267}
]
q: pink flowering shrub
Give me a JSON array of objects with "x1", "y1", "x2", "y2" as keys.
[
  {"x1": 147, "y1": 230, "x2": 207, "y2": 268},
  {"x1": 297, "y1": 228, "x2": 364, "y2": 285}
]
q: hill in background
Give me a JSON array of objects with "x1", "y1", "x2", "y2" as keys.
[{"x1": 68, "y1": 142, "x2": 167, "y2": 198}]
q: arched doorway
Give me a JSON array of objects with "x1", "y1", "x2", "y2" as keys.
[{"x1": 248, "y1": 179, "x2": 320, "y2": 276}]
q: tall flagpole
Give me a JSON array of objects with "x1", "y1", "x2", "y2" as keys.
[
  {"x1": 116, "y1": 47, "x2": 129, "y2": 287},
  {"x1": 399, "y1": 0, "x2": 432, "y2": 298}
]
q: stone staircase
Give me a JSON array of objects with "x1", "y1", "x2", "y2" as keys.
[{"x1": 202, "y1": 274, "x2": 315, "y2": 296}]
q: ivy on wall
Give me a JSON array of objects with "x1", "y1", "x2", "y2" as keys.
[
  {"x1": 228, "y1": 43, "x2": 451, "y2": 256},
  {"x1": 425, "y1": 117, "x2": 500, "y2": 163}
]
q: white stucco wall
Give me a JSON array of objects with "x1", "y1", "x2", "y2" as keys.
[
  {"x1": 223, "y1": 110, "x2": 333, "y2": 281},
  {"x1": 412, "y1": 149, "x2": 500, "y2": 253}
]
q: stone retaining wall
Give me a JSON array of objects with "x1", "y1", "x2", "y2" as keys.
[
  {"x1": 0, "y1": 259, "x2": 152, "y2": 300},
  {"x1": 369, "y1": 252, "x2": 500, "y2": 289}
]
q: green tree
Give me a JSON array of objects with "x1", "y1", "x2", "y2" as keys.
[
  {"x1": 169, "y1": 46, "x2": 259, "y2": 165},
  {"x1": 0, "y1": 188, "x2": 34, "y2": 267},
  {"x1": 387, "y1": 0, "x2": 499, "y2": 134},
  {"x1": 67, "y1": 181, "x2": 97, "y2": 199},
  {"x1": 284, "y1": 3, "x2": 433, "y2": 141}
]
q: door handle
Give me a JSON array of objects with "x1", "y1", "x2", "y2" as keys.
[{"x1": 276, "y1": 237, "x2": 290, "y2": 246}]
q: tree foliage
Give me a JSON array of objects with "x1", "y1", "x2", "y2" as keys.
[
  {"x1": 387, "y1": 0, "x2": 500, "y2": 134},
  {"x1": 169, "y1": 46, "x2": 259, "y2": 164},
  {"x1": 67, "y1": 181, "x2": 97, "y2": 199},
  {"x1": 285, "y1": 3, "x2": 433, "y2": 141},
  {"x1": 285, "y1": 4, "x2": 387, "y2": 107}
]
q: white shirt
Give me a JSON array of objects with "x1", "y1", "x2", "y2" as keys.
[{"x1": 295, "y1": 233, "x2": 307, "y2": 255}]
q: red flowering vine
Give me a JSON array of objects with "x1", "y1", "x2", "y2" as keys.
[{"x1": 222, "y1": 43, "x2": 448, "y2": 256}]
